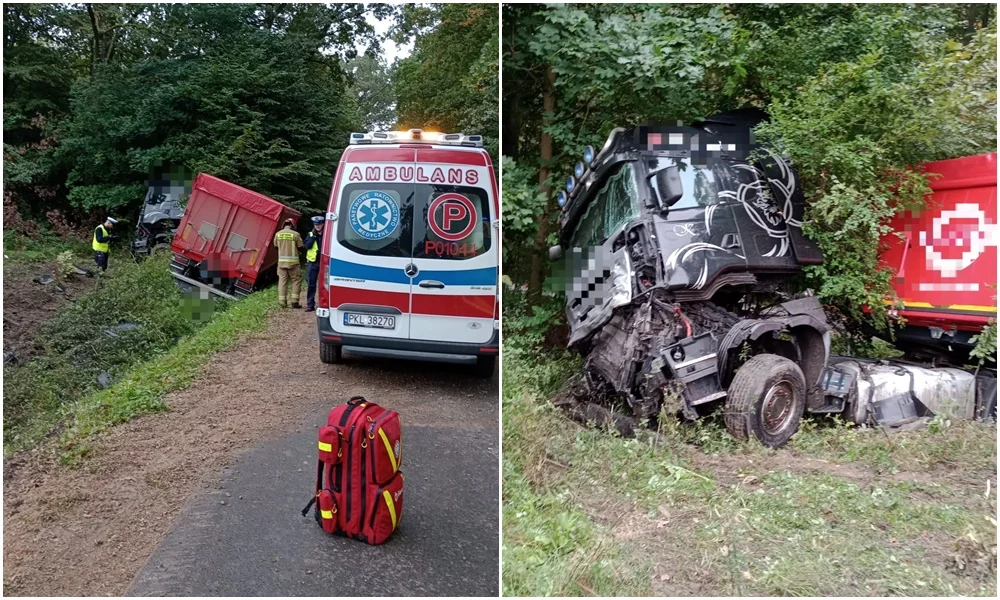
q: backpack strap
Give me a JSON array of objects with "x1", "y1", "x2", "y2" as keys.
[{"x1": 300, "y1": 459, "x2": 325, "y2": 516}]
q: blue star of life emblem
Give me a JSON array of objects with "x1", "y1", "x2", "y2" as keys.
[{"x1": 349, "y1": 191, "x2": 399, "y2": 240}]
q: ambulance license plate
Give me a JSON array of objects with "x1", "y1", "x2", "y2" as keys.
[{"x1": 344, "y1": 312, "x2": 395, "y2": 329}]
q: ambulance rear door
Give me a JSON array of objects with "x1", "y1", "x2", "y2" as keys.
[
  {"x1": 408, "y1": 147, "x2": 498, "y2": 345},
  {"x1": 327, "y1": 147, "x2": 416, "y2": 340}
]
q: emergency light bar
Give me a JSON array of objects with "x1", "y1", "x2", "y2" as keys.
[{"x1": 349, "y1": 129, "x2": 483, "y2": 148}]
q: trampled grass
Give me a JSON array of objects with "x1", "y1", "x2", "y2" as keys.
[
  {"x1": 58, "y1": 286, "x2": 278, "y2": 464},
  {"x1": 2, "y1": 254, "x2": 279, "y2": 460},
  {"x1": 501, "y1": 338, "x2": 998, "y2": 596}
]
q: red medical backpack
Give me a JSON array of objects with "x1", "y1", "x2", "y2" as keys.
[{"x1": 302, "y1": 396, "x2": 403, "y2": 544}]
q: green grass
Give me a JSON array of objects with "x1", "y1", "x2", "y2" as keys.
[
  {"x1": 502, "y1": 333, "x2": 998, "y2": 596},
  {"x1": 57, "y1": 287, "x2": 277, "y2": 464},
  {"x1": 502, "y1": 347, "x2": 650, "y2": 596},
  {"x1": 3, "y1": 230, "x2": 91, "y2": 263},
  {"x1": 3, "y1": 252, "x2": 279, "y2": 460}
]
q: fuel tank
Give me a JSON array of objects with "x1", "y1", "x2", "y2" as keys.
[{"x1": 832, "y1": 359, "x2": 978, "y2": 424}]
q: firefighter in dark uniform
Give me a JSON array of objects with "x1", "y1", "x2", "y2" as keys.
[
  {"x1": 303, "y1": 215, "x2": 324, "y2": 312},
  {"x1": 273, "y1": 217, "x2": 303, "y2": 308},
  {"x1": 92, "y1": 217, "x2": 117, "y2": 272}
]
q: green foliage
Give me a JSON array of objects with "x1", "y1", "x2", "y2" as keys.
[
  {"x1": 3, "y1": 255, "x2": 279, "y2": 458},
  {"x1": 756, "y1": 23, "x2": 997, "y2": 321},
  {"x1": 2, "y1": 230, "x2": 90, "y2": 263},
  {"x1": 58, "y1": 30, "x2": 356, "y2": 215},
  {"x1": 59, "y1": 287, "x2": 278, "y2": 463},
  {"x1": 503, "y1": 326, "x2": 998, "y2": 596},
  {"x1": 54, "y1": 250, "x2": 78, "y2": 281},
  {"x1": 500, "y1": 157, "x2": 544, "y2": 281},
  {"x1": 3, "y1": 3, "x2": 386, "y2": 222},
  {"x1": 394, "y1": 3, "x2": 499, "y2": 158},
  {"x1": 969, "y1": 319, "x2": 998, "y2": 368},
  {"x1": 830, "y1": 333, "x2": 904, "y2": 360},
  {"x1": 502, "y1": 341, "x2": 647, "y2": 596},
  {"x1": 5, "y1": 255, "x2": 197, "y2": 452},
  {"x1": 347, "y1": 54, "x2": 397, "y2": 131},
  {"x1": 502, "y1": 3, "x2": 998, "y2": 332}
]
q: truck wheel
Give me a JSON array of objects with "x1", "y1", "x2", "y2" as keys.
[
  {"x1": 473, "y1": 355, "x2": 496, "y2": 379},
  {"x1": 724, "y1": 354, "x2": 806, "y2": 448},
  {"x1": 320, "y1": 341, "x2": 342, "y2": 364}
]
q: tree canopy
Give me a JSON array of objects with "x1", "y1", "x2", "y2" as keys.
[
  {"x1": 4, "y1": 3, "x2": 494, "y2": 228},
  {"x1": 503, "y1": 3, "x2": 997, "y2": 327},
  {"x1": 393, "y1": 3, "x2": 499, "y2": 158}
]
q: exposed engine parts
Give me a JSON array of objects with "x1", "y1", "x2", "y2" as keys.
[{"x1": 550, "y1": 113, "x2": 996, "y2": 447}]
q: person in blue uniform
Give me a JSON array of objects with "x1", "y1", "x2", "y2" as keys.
[{"x1": 303, "y1": 215, "x2": 325, "y2": 311}]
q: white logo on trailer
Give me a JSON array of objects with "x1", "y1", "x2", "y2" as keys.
[{"x1": 919, "y1": 203, "x2": 996, "y2": 278}]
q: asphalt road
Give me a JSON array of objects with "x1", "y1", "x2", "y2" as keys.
[{"x1": 126, "y1": 327, "x2": 499, "y2": 596}]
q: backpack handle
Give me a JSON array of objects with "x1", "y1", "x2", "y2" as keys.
[{"x1": 348, "y1": 395, "x2": 366, "y2": 405}]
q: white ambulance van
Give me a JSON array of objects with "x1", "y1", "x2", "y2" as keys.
[{"x1": 315, "y1": 130, "x2": 499, "y2": 377}]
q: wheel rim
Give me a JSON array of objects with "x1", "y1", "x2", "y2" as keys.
[{"x1": 761, "y1": 379, "x2": 796, "y2": 436}]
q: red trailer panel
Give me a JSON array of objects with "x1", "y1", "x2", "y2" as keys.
[
  {"x1": 880, "y1": 153, "x2": 997, "y2": 330},
  {"x1": 170, "y1": 173, "x2": 302, "y2": 296}
]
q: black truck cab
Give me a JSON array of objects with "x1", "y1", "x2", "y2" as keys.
[{"x1": 551, "y1": 112, "x2": 832, "y2": 447}]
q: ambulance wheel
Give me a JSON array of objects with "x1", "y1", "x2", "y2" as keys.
[
  {"x1": 473, "y1": 355, "x2": 496, "y2": 379},
  {"x1": 724, "y1": 354, "x2": 806, "y2": 448},
  {"x1": 320, "y1": 341, "x2": 342, "y2": 364}
]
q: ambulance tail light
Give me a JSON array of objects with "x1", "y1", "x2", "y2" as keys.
[{"x1": 319, "y1": 249, "x2": 330, "y2": 309}]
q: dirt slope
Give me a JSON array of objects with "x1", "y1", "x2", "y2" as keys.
[
  {"x1": 3, "y1": 304, "x2": 331, "y2": 595},
  {"x1": 3, "y1": 260, "x2": 96, "y2": 363}
]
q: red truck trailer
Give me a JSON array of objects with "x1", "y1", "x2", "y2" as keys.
[
  {"x1": 169, "y1": 173, "x2": 302, "y2": 299},
  {"x1": 880, "y1": 153, "x2": 997, "y2": 360}
]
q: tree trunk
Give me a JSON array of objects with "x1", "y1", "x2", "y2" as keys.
[
  {"x1": 527, "y1": 66, "x2": 556, "y2": 306},
  {"x1": 87, "y1": 4, "x2": 100, "y2": 75}
]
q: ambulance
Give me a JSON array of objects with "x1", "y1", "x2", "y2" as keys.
[{"x1": 315, "y1": 129, "x2": 499, "y2": 377}]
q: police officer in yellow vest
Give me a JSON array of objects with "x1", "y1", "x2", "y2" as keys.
[
  {"x1": 92, "y1": 217, "x2": 117, "y2": 272},
  {"x1": 303, "y1": 215, "x2": 324, "y2": 312},
  {"x1": 273, "y1": 217, "x2": 304, "y2": 308}
]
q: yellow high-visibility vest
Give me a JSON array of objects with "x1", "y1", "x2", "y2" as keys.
[
  {"x1": 306, "y1": 235, "x2": 320, "y2": 263},
  {"x1": 92, "y1": 225, "x2": 110, "y2": 252}
]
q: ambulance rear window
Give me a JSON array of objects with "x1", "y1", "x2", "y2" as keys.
[
  {"x1": 336, "y1": 184, "x2": 413, "y2": 258},
  {"x1": 413, "y1": 185, "x2": 492, "y2": 261},
  {"x1": 336, "y1": 182, "x2": 492, "y2": 260}
]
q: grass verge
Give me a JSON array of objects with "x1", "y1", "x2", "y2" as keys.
[
  {"x1": 3, "y1": 230, "x2": 91, "y2": 263},
  {"x1": 3, "y1": 253, "x2": 279, "y2": 460},
  {"x1": 502, "y1": 334, "x2": 998, "y2": 596},
  {"x1": 57, "y1": 286, "x2": 278, "y2": 464}
]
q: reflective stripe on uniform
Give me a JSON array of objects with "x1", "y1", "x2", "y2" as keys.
[
  {"x1": 381, "y1": 490, "x2": 398, "y2": 529},
  {"x1": 318, "y1": 441, "x2": 332, "y2": 452},
  {"x1": 306, "y1": 243, "x2": 319, "y2": 263},
  {"x1": 377, "y1": 428, "x2": 398, "y2": 473}
]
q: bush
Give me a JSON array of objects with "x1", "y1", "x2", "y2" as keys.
[{"x1": 3, "y1": 254, "x2": 205, "y2": 451}]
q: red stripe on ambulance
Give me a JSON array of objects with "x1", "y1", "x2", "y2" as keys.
[
  {"x1": 330, "y1": 286, "x2": 409, "y2": 313},
  {"x1": 411, "y1": 293, "x2": 494, "y2": 318}
]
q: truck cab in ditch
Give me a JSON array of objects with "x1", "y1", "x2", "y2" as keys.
[{"x1": 550, "y1": 112, "x2": 995, "y2": 446}]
